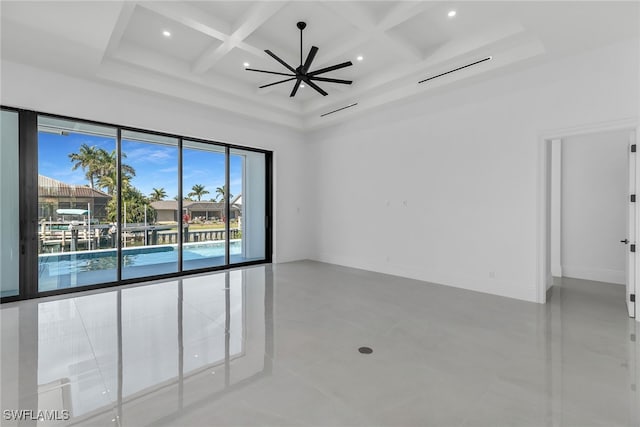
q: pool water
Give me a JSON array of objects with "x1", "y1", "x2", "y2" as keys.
[{"x1": 40, "y1": 241, "x2": 242, "y2": 276}]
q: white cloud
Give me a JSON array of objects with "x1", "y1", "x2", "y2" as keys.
[
  {"x1": 125, "y1": 146, "x2": 175, "y2": 164},
  {"x1": 158, "y1": 166, "x2": 178, "y2": 173}
]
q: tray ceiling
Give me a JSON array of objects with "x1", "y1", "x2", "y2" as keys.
[{"x1": 1, "y1": 1, "x2": 638, "y2": 130}]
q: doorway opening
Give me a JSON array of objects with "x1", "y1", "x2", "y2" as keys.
[{"x1": 539, "y1": 122, "x2": 638, "y2": 317}]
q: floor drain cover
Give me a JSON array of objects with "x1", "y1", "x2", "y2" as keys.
[{"x1": 358, "y1": 347, "x2": 373, "y2": 354}]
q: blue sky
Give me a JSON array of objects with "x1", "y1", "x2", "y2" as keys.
[{"x1": 38, "y1": 132, "x2": 242, "y2": 200}]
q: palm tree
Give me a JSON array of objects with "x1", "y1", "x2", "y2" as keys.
[
  {"x1": 68, "y1": 144, "x2": 137, "y2": 193},
  {"x1": 149, "y1": 187, "x2": 167, "y2": 202},
  {"x1": 97, "y1": 149, "x2": 135, "y2": 179},
  {"x1": 97, "y1": 169, "x2": 133, "y2": 196},
  {"x1": 90, "y1": 149, "x2": 135, "y2": 195},
  {"x1": 68, "y1": 144, "x2": 101, "y2": 188},
  {"x1": 188, "y1": 184, "x2": 209, "y2": 201},
  {"x1": 215, "y1": 186, "x2": 232, "y2": 203}
]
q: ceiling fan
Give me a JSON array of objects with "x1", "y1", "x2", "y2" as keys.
[{"x1": 246, "y1": 21, "x2": 353, "y2": 97}]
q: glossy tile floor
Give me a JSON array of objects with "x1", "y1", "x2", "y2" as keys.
[{"x1": 1, "y1": 261, "x2": 638, "y2": 426}]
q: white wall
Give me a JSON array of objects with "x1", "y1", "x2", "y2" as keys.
[
  {"x1": 2, "y1": 38, "x2": 639, "y2": 303},
  {"x1": 550, "y1": 139, "x2": 562, "y2": 279},
  {"x1": 308, "y1": 39, "x2": 639, "y2": 303},
  {"x1": 0, "y1": 60, "x2": 313, "y2": 264},
  {"x1": 561, "y1": 130, "x2": 629, "y2": 284}
]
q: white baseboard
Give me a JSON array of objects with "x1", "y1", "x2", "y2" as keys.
[
  {"x1": 314, "y1": 252, "x2": 539, "y2": 302},
  {"x1": 561, "y1": 265, "x2": 625, "y2": 285}
]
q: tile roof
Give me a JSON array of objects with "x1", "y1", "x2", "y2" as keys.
[{"x1": 38, "y1": 175, "x2": 111, "y2": 199}]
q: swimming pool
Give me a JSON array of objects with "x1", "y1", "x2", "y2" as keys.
[{"x1": 39, "y1": 240, "x2": 242, "y2": 277}]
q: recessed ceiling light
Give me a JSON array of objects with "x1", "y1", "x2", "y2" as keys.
[
  {"x1": 356, "y1": 55, "x2": 364, "y2": 61},
  {"x1": 448, "y1": 10, "x2": 457, "y2": 18},
  {"x1": 162, "y1": 30, "x2": 171, "y2": 37},
  {"x1": 243, "y1": 62, "x2": 250, "y2": 68}
]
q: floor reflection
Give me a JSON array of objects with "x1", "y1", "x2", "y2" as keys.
[
  {"x1": 2, "y1": 262, "x2": 639, "y2": 426},
  {"x1": 1, "y1": 266, "x2": 271, "y2": 426},
  {"x1": 545, "y1": 277, "x2": 639, "y2": 426}
]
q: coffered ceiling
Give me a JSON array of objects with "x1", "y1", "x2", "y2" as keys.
[{"x1": 1, "y1": 1, "x2": 638, "y2": 130}]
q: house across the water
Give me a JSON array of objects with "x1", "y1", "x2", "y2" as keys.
[
  {"x1": 38, "y1": 175, "x2": 111, "y2": 221},
  {"x1": 151, "y1": 196, "x2": 241, "y2": 223}
]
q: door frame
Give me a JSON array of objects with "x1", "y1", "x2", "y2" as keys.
[{"x1": 536, "y1": 117, "x2": 639, "y2": 307}]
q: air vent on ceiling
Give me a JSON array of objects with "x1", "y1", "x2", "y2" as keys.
[
  {"x1": 320, "y1": 103, "x2": 358, "y2": 117},
  {"x1": 418, "y1": 56, "x2": 492, "y2": 84}
]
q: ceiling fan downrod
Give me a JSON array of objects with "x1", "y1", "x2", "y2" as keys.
[{"x1": 297, "y1": 21, "x2": 306, "y2": 67}]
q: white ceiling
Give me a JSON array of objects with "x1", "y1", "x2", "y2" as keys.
[{"x1": 1, "y1": 1, "x2": 638, "y2": 130}]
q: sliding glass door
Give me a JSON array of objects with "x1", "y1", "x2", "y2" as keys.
[
  {"x1": 121, "y1": 130, "x2": 179, "y2": 280},
  {"x1": 0, "y1": 109, "x2": 20, "y2": 297},
  {"x1": 3, "y1": 110, "x2": 272, "y2": 300},
  {"x1": 230, "y1": 148, "x2": 266, "y2": 264},
  {"x1": 182, "y1": 140, "x2": 226, "y2": 270},
  {"x1": 37, "y1": 116, "x2": 118, "y2": 291}
]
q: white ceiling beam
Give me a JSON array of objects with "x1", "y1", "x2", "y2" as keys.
[
  {"x1": 193, "y1": 39, "x2": 235, "y2": 73},
  {"x1": 236, "y1": 41, "x2": 268, "y2": 58},
  {"x1": 320, "y1": 2, "x2": 422, "y2": 64},
  {"x1": 232, "y1": 1, "x2": 287, "y2": 41},
  {"x1": 97, "y1": 59, "x2": 304, "y2": 130},
  {"x1": 310, "y1": 32, "x2": 369, "y2": 68},
  {"x1": 378, "y1": 2, "x2": 440, "y2": 31},
  {"x1": 101, "y1": 1, "x2": 136, "y2": 62},
  {"x1": 113, "y1": 41, "x2": 299, "y2": 114},
  {"x1": 138, "y1": 2, "x2": 231, "y2": 42},
  {"x1": 192, "y1": 2, "x2": 288, "y2": 74},
  {"x1": 136, "y1": 1, "x2": 272, "y2": 62},
  {"x1": 321, "y1": 2, "x2": 376, "y2": 31}
]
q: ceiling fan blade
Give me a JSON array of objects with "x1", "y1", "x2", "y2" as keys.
[
  {"x1": 246, "y1": 68, "x2": 295, "y2": 77},
  {"x1": 308, "y1": 61, "x2": 353, "y2": 77},
  {"x1": 302, "y1": 46, "x2": 319, "y2": 73},
  {"x1": 309, "y1": 76, "x2": 352, "y2": 85},
  {"x1": 259, "y1": 77, "x2": 297, "y2": 89},
  {"x1": 302, "y1": 77, "x2": 328, "y2": 96},
  {"x1": 264, "y1": 50, "x2": 296, "y2": 74},
  {"x1": 290, "y1": 78, "x2": 302, "y2": 97}
]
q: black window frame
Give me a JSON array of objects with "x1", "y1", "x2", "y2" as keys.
[{"x1": 0, "y1": 106, "x2": 273, "y2": 303}]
